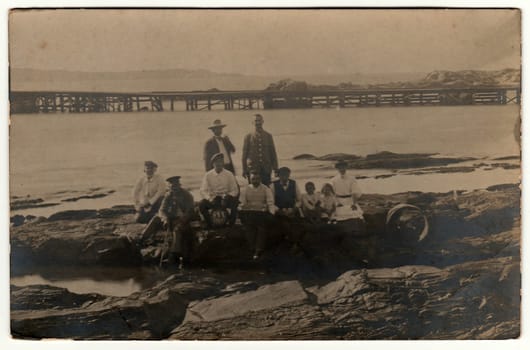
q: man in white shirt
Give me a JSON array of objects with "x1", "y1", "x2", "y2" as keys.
[
  {"x1": 199, "y1": 153, "x2": 239, "y2": 228},
  {"x1": 330, "y1": 160, "x2": 363, "y2": 221},
  {"x1": 132, "y1": 161, "x2": 167, "y2": 223}
]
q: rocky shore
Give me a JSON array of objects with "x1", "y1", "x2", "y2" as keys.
[{"x1": 10, "y1": 183, "x2": 520, "y2": 340}]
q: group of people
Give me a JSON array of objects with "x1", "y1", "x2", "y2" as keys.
[{"x1": 132, "y1": 113, "x2": 363, "y2": 263}]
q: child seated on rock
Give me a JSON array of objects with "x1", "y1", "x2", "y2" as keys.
[
  {"x1": 301, "y1": 181, "x2": 321, "y2": 223},
  {"x1": 320, "y1": 183, "x2": 337, "y2": 224}
]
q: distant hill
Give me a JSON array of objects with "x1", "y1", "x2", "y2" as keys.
[
  {"x1": 265, "y1": 68, "x2": 521, "y2": 91},
  {"x1": 9, "y1": 68, "x2": 276, "y2": 92},
  {"x1": 10, "y1": 67, "x2": 519, "y2": 93}
]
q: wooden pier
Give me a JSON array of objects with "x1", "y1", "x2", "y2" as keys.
[{"x1": 10, "y1": 86, "x2": 521, "y2": 114}]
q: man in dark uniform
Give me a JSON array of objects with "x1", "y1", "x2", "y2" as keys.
[
  {"x1": 242, "y1": 114, "x2": 278, "y2": 186},
  {"x1": 158, "y1": 176, "x2": 195, "y2": 264},
  {"x1": 203, "y1": 119, "x2": 236, "y2": 174}
]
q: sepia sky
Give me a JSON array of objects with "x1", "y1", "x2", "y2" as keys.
[{"x1": 9, "y1": 9, "x2": 520, "y2": 75}]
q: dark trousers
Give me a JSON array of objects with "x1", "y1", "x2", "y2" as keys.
[
  {"x1": 240, "y1": 211, "x2": 274, "y2": 254},
  {"x1": 199, "y1": 195, "x2": 238, "y2": 227},
  {"x1": 275, "y1": 209, "x2": 305, "y2": 244},
  {"x1": 135, "y1": 198, "x2": 163, "y2": 224},
  {"x1": 167, "y1": 219, "x2": 192, "y2": 259}
]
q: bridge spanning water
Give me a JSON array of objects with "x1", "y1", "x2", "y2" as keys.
[{"x1": 10, "y1": 86, "x2": 521, "y2": 114}]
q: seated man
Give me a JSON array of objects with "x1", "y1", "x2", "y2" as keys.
[
  {"x1": 270, "y1": 166, "x2": 301, "y2": 218},
  {"x1": 199, "y1": 153, "x2": 239, "y2": 228},
  {"x1": 239, "y1": 171, "x2": 276, "y2": 259},
  {"x1": 270, "y1": 166, "x2": 304, "y2": 248},
  {"x1": 132, "y1": 160, "x2": 166, "y2": 223},
  {"x1": 158, "y1": 176, "x2": 195, "y2": 265}
]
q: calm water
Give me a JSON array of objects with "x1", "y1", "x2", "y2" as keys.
[{"x1": 10, "y1": 105, "x2": 520, "y2": 216}]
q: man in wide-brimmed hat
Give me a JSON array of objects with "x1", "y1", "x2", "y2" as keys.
[
  {"x1": 132, "y1": 160, "x2": 166, "y2": 223},
  {"x1": 203, "y1": 119, "x2": 236, "y2": 174}
]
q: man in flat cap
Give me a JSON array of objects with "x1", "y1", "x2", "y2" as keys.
[
  {"x1": 242, "y1": 114, "x2": 278, "y2": 186},
  {"x1": 158, "y1": 176, "x2": 195, "y2": 264},
  {"x1": 132, "y1": 161, "x2": 167, "y2": 223},
  {"x1": 203, "y1": 119, "x2": 236, "y2": 174},
  {"x1": 199, "y1": 153, "x2": 239, "y2": 228},
  {"x1": 331, "y1": 160, "x2": 363, "y2": 221}
]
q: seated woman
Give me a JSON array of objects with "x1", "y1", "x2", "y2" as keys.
[{"x1": 239, "y1": 171, "x2": 276, "y2": 260}]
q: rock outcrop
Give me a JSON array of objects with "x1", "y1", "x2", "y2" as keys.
[{"x1": 10, "y1": 186, "x2": 520, "y2": 339}]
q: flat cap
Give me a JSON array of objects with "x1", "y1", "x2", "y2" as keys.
[
  {"x1": 277, "y1": 166, "x2": 291, "y2": 175},
  {"x1": 166, "y1": 176, "x2": 181, "y2": 183},
  {"x1": 210, "y1": 152, "x2": 225, "y2": 164}
]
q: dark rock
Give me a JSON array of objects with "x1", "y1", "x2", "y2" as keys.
[
  {"x1": 11, "y1": 215, "x2": 143, "y2": 269},
  {"x1": 492, "y1": 156, "x2": 520, "y2": 161},
  {"x1": 300, "y1": 151, "x2": 476, "y2": 170},
  {"x1": 11, "y1": 284, "x2": 105, "y2": 311},
  {"x1": 169, "y1": 257, "x2": 519, "y2": 340},
  {"x1": 11, "y1": 215, "x2": 25, "y2": 227},
  {"x1": 9, "y1": 187, "x2": 520, "y2": 339},
  {"x1": 62, "y1": 193, "x2": 110, "y2": 202},
  {"x1": 487, "y1": 183, "x2": 519, "y2": 192},
  {"x1": 292, "y1": 153, "x2": 317, "y2": 160},
  {"x1": 48, "y1": 210, "x2": 99, "y2": 221},
  {"x1": 11, "y1": 274, "x2": 222, "y2": 340},
  {"x1": 317, "y1": 153, "x2": 361, "y2": 161}
]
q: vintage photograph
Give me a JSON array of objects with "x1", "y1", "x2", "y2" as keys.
[{"x1": 8, "y1": 9, "x2": 521, "y2": 340}]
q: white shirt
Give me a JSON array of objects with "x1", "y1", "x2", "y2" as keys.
[
  {"x1": 331, "y1": 173, "x2": 362, "y2": 200},
  {"x1": 215, "y1": 137, "x2": 230, "y2": 164},
  {"x1": 200, "y1": 168, "x2": 239, "y2": 200},
  {"x1": 132, "y1": 173, "x2": 167, "y2": 207}
]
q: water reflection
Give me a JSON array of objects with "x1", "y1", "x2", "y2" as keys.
[
  {"x1": 11, "y1": 274, "x2": 141, "y2": 297},
  {"x1": 10, "y1": 266, "x2": 172, "y2": 297}
]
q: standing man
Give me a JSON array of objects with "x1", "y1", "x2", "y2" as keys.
[
  {"x1": 132, "y1": 161, "x2": 167, "y2": 223},
  {"x1": 242, "y1": 114, "x2": 278, "y2": 186},
  {"x1": 158, "y1": 176, "x2": 195, "y2": 264},
  {"x1": 203, "y1": 119, "x2": 236, "y2": 174},
  {"x1": 199, "y1": 153, "x2": 240, "y2": 228},
  {"x1": 330, "y1": 160, "x2": 363, "y2": 221}
]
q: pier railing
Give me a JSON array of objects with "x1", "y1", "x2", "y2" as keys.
[{"x1": 10, "y1": 86, "x2": 521, "y2": 114}]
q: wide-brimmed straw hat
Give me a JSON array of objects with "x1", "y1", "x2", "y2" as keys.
[{"x1": 208, "y1": 119, "x2": 226, "y2": 130}]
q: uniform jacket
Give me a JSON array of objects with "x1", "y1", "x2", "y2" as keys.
[
  {"x1": 203, "y1": 136, "x2": 236, "y2": 171},
  {"x1": 242, "y1": 130, "x2": 278, "y2": 175},
  {"x1": 158, "y1": 188, "x2": 195, "y2": 222}
]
